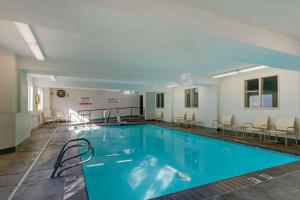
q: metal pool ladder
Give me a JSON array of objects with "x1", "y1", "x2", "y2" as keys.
[{"x1": 51, "y1": 138, "x2": 94, "y2": 178}]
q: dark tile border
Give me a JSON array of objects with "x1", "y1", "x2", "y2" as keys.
[
  {"x1": 154, "y1": 122, "x2": 300, "y2": 156},
  {"x1": 152, "y1": 160, "x2": 300, "y2": 200}
]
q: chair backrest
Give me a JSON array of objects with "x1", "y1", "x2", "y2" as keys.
[
  {"x1": 44, "y1": 110, "x2": 52, "y2": 118},
  {"x1": 222, "y1": 115, "x2": 233, "y2": 125},
  {"x1": 186, "y1": 113, "x2": 195, "y2": 121},
  {"x1": 276, "y1": 117, "x2": 295, "y2": 132},
  {"x1": 253, "y1": 116, "x2": 269, "y2": 128},
  {"x1": 56, "y1": 112, "x2": 65, "y2": 118}
]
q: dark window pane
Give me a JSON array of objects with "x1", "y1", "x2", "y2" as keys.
[
  {"x1": 185, "y1": 89, "x2": 191, "y2": 107},
  {"x1": 161, "y1": 93, "x2": 164, "y2": 108},
  {"x1": 262, "y1": 76, "x2": 278, "y2": 108},
  {"x1": 245, "y1": 79, "x2": 259, "y2": 108},
  {"x1": 192, "y1": 88, "x2": 198, "y2": 107}
]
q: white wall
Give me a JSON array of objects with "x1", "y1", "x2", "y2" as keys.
[
  {"x1": 0, "y1": 51, "x2": 50, "y2": 150},
  {"x1": 145, "y1": 92, "x2": 156, "y2": 120},
  {"x1": 219, "y1": 68, "x2": 300, "y2": 135},
  {"x1": 153, "y1": 85, "x2": 218, "y2": 127},
  {"x1": 50, "y1": 88, "x2": 140, "y2": 121}
]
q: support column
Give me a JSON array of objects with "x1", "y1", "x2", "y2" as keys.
[{"x1": 0, "y1": 49, "x2": 18, "y2": 152}]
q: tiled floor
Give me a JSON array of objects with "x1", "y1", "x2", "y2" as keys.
[
  {"x1": 1, "y1": 122, "x2": 300, "y2": 200},
  {"x1": 0, "y1": 125, "x2": 88, "y2": 200}
]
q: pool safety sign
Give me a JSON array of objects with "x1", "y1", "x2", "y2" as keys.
[
  {"x1": 108, "y1": 97, "x2": 119, "y2": 104},
  {"x1": 79, "y1": 97, "x2": 92, "y2": 105}
]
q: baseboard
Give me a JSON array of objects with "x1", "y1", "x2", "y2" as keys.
[{"x1": 0, "y1": 146, "x2": 16, "y2": 154}]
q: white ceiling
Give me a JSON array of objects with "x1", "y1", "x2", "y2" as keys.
[
  {"x1": 0, "y1": 0, "x2": 300, "y2": 90},
  {"x1": 190, "y1": 0, "x2": 300, "y2": 40}
]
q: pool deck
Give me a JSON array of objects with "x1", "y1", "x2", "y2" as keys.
[
  {"x1": 0, "y1": 122, "x2": 300, "y2": 200},
  {"x1": 0, "y1": 124, "x2": 88, "y2": 200}
]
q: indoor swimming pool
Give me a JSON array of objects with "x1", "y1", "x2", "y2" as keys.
[{"x1": 78, "y1": 125, "x2": 299, "y2": 200}]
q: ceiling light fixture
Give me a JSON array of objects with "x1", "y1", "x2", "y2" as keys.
[
  {"x1": 239, "y1": 65, "x2": 268, "y2": 73},
  {"x1": 105, "y1": 89, "x2": 120, "y2": 92},
  {"x1": 14, "y1": 22, "x2": 45, "y2": 61},
  {"x1": 212, "y1": 65, "x2": 269, "y2": 78},
  {"x1": 212, "y1": 71, "x2": 238, "y2": 79},
  {"x1": 166, "y1": 83, "x2": 179, "y2": 88}
]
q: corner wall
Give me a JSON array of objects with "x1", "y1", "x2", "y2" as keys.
[
  {"x1": 218, "y1": 68, "x2": 300, "y2": 136},
  {"x1": 153, "y1": 85, "x2": 218, "y2": 127}
]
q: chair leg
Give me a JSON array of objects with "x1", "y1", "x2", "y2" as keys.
[
  {"x1": 259, "y1": 132, "x2": 262, "y2": 141},
  {"x1": 285, "y1": 133, "x2": 288, "y2": 147},
  {"x1": 295, "y1": 134, "x2": 298, "y2": 145}
]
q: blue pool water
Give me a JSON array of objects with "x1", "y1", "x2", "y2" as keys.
[{"x1": 78, "y1": 125, "x2": 299, "y2": 200}]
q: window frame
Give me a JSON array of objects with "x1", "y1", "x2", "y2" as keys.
[
  {"x1": 244, "y1": 75, "x2": 280, "y2": 110},
  {"x1": 185, "y1": 88, "x2": 199, "y2": 108},
  {"x1": 37, "y1": 88, "x2": 43, "y2": 111},
  {"x1": 28, "y1": 83, "x2": 33, "y2": 111}
]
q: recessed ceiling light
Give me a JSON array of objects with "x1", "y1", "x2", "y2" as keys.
[{"x1": 14, "y1": 22, "x2": 45, "y2": 61}]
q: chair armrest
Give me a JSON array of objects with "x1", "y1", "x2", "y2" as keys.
[
  {"x1": 243, "y1": 123, "x2": 253, "y2": 128},
  {"x1": 223, "y1": 121, "x2": 232, "y2": 126},
  {"x1": 259, "y1": 124, "x2": 268, "y2": 130},
  {"x1": 286, "y1": 126, "x2": 295, "y2": 133}
]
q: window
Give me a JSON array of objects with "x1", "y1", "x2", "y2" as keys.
[
  {"x1": 245, "y1": 79, "x2": 259, "y2": 108},
  {"x1": 28, "y1": 83, "x2": 33, "y2": 111},
  {"x1": 245, "y1": 76, "x2": 278, "y2": 109},
  {"x1": 156, "y1": 93, "x2": 164, "y2": 108},
  {"x1": 262, "y1": 76, "x2": 278, "y2": 108},
  {"x1": 37, "y1": 88, "x2": 43, "y2": 110},
  {"x1": 185, "y1": 88, "x2": 198, "y2": 108}
]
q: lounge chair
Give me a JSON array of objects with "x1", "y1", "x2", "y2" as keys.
[
  {"x1": 240, "y1": 116, "x2": 269, "y2": 140},
  {"x1": 173, "y1": 113, "x2": 187, "y2": 127},
  {"x1": 182, "y1": 113, "x2": 196, "y2": 127},
  {"x1": 268, "y1": 117, "x2": 297, "y2": 146},
  {"x1": 186, "y1": 115, "x2": 204, "y2": 128},
  {"x1": 213, "y1": 115, "x2": 233, "y2": 134},
  {"x1": 153, "y1": 112, "x2": 164, "y2": 123},
  {"x1": 55, "y1": 111, "x2": 68, "y2": 122},
  {"x1": 41, "y1": 110, "x2": 55, "y2": 127}
]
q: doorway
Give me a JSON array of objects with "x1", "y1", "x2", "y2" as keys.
[{"x1": 139, "y1": 95, "x2": 144, "y2": 115}]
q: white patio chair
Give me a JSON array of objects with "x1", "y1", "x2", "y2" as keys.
[
  {"x1": 240, "y1": 116, "x2": 269, "y2": 140},
  {"x1": 268, "y1": 117, "x2": 297, "y2": 146},
  {"x1": 213, "y1": 115, "x2": 233, "y2": 134}
]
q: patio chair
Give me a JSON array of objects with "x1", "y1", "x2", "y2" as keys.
[
  {"x1": 154, "y1": 112, "x2": 164, "y2": 123},
  {"x1": 268, "y1": 117, "x2": 297, "y2": 146},
  {"x1": 240, "y1": 116, "x2": 269, "y2": 140},
  {"x1": 174, "y1": 113, "x2": 187, "y2": 127},
  {"x1": 213, "y1": 115, "x2": 233, "y2": 134},
  {"x1": 56, "y1": 111, "x2": 68, "y2": 122},
  {"x1": 186, "y1": 115, "x2": 204, "y2": 128},
  {"x1": 41, "y1": 110, "x2": 55, "y2": 127},
  {"x1": 182, "y1": 113, "x2": 195, "y2": 128}
]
